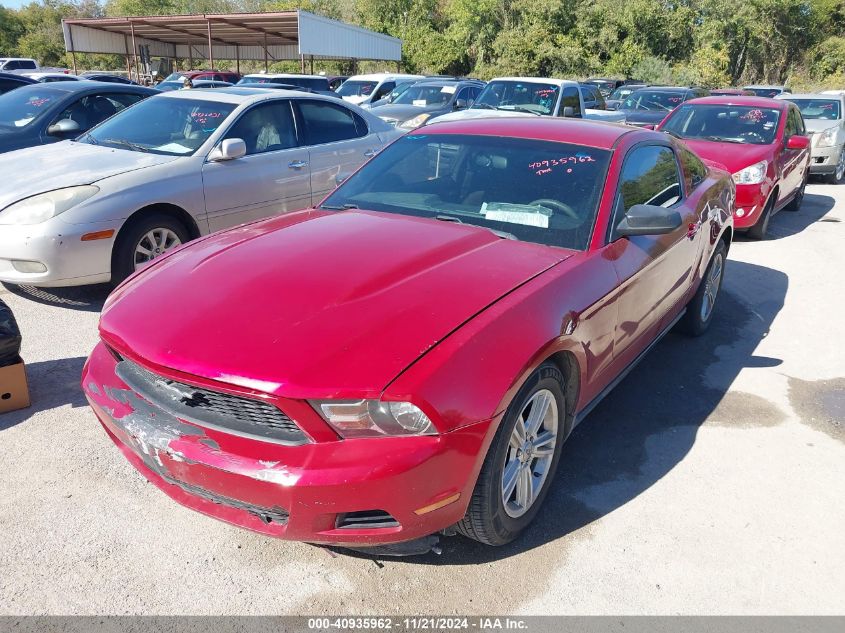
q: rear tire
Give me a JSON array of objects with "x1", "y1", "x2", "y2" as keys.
[
  {"x1": 457, "y1": 363, "x2": 567, "y2": 546},
  {"x1": 679, "y1": 240, "x2": 727, "y2": 337},
  {"x1": 112, "y1": 213, "x2": 189, "y2": 285}
]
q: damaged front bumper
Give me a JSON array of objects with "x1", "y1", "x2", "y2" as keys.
[{"x1": 82, "y1": 342, "x2": 492, "y2": 546}]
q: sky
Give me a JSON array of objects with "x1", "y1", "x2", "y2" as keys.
[{"x1": 0, "y1": 0, "x2": 28, "y2": 8}]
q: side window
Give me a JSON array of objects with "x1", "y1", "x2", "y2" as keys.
[
  {"x1": 793, "y1": 107, "x2": 806, "y2": 135},
  {"x1": 5, "y1": 61, "x2": 19, "y2": 70},
  {"x1": 611, "y1": 145, "x2": 682, "y2": 240},
  {"x1": 559, "y1": 86, "x2": 581, "y2": 118},
  {"x1": 784, "y1": 108, "x2": 797, "y2": 137},
  {"x1": 297, "y1": 99, "x2": 365, "y2": 145},
  {"x1": 679, "y1": 147, "x2": 708, "y2": 192},
  {"x1": 20, "y1": 60, "x2": 36, "y2": 70},
  {"x1": 0, "y1": 79, "x2": 16, "y2": 94},
  {"x1": 593, "y1": 87, "x2": 606, "y2": 109},
  {"x1": 225, "y1": 100, "x2": 298, "y2": 155},
  {"x1": 373, "y1": 81, "x2": 395, "y2": 101}
]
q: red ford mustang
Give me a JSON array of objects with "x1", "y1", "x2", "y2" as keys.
[
  {"x1": 82, "y1": 118, "x2": 734, "y2": 554},
  {"x1": 658, "y1": 96, "x2": 810, "y2": 239}
]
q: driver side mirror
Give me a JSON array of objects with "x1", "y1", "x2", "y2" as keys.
[
  {"x1": 786, "y1": 135, "x2": 810, "y2": 150},
  {"x1": 47, "y1": 119, "x2": 80, "y2": 137},
  {"x1": 616, "y1": 204, "x2": 683, "y2": 237},
  {"x1": 454, "y1": 98, "x2": 468, "y2": 110},
  {"x1": 209, "y1": 138, "x2": 246, "y2": 162}
]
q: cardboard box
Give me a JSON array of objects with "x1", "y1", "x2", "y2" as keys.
[{"x1": 0, "y1": 357, "x2": 30, "y2": 414}]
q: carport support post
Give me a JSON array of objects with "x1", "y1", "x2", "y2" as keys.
[
  {"x1": 310, "y1": 55, "x2": 314, "y2": 74},
  {"x1": 189, "y1": 45, "x2": 193, "y2": 70},
  {"x1": 263, "y1": 33, "x2": 268, "y2": 72},
  {"x1": 129, "y1": 21, "x2": 139, "y2": 83},
  {"x1": 300, "y1": 53, "x2": 305, "y2": 73},
  {"x1": 207, "y1": 20, "x2": 214, "y2": 71},
  {"x1": 71, "y1": 50, "x2": 77, "y2": 75},
  {"x1": 236, "y1": 45, "x2": 240, "y2": 75}
]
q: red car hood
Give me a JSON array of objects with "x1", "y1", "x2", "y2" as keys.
[
  {"x1": 101, "y1": 210, "x2": 568, "y2": 398},
  {"x1": 679, "y1": 139, "x2": 773, "y2": 175}
]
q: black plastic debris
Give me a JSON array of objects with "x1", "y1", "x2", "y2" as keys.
[{"x1": 0, "y1": 299, "x2": 22, "y2": 367}]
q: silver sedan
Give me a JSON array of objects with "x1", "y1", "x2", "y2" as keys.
[
  {"x1": 778, "y1": 92, "x2": 845, "y2": 183},
  {"x1": 0, "y1": 88, "x2": 400, "y2": 287}
]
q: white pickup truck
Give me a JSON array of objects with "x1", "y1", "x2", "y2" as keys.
[{"x1": 432, "y1": 77, "x2": 626, "y2": 124}]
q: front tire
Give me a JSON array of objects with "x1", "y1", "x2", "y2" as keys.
[
  {"x1": 823, "y1": 148, "x2": 845, "y2": 184},
  {"x1": 747, "y1": 196, "x2": 773, "y2": 240},
  {"x1": 679, "y1": 240, "x2": 727, "y2": 337},
  {"x1": 112, "y1": 213, "x2": 189, "y2": 285},
  {"x1": 457, "y1": 363, "x2": 567, "y2": 546}
]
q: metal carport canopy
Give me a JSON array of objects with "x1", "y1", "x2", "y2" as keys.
[{"x1": 61, "y1": 11, "x2": 402, "y2": 64}]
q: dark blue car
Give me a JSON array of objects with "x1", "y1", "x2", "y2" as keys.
[
  {"x1": 0, "y1": 72, "x2": 36, "y2": 96},
  {"x1": 617, "y1": 86, "x2": 710, "y2": 127},
  {"x1": 0, "y1": 81, "x2": 157, "y2": 154}
]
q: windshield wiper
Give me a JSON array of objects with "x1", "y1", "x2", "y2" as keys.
[
  {"x1": 103, "y1": 138, "x2": 150, "y2": 153},
  {"x1": 434, "y1": 214, "x2": 516, "y2": 240},
  {"x1": 663, "y1": 129, "x2": 683, "y2": 139},
  {"x1": 472, "y1": 103, "x2": 496, "y2": 110},
  {"x1": 507, "y1": 106, "x2": 541, "y2": 116},
  {"x1": 704, "y1": 136, "x2": 746, "y2": 144},
  {"x1": 79, "y1": 132, "x2": 98, "y2": 145},
  {"x1": 320, "y1": 203, "x2": 358, "y2": 210}
]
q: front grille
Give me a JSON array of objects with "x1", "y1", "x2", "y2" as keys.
[
  {"x1": 336, "y1": 510, "x2": 400, "y2": 530},
  {"x1": 162, "y1": 474, "x2": 289, "y2": 525},
  {"x1": 115, "y1": 359, "x2": 309, "y2": 445}
]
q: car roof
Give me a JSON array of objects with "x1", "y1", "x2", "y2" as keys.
[
  {"x1": 412, "y1": 79, "x2": 481, "y2": 87},
  {"x1": 421, "y1": 117, "x2": 648, "y2": 150},
  {"x1": 743, "y1": 85, "x2": 786, "y2": 90},
  {"x1": 10, "y1": 80, "x2": 152, "y2": 95},
  {"x1": 634, "y1": 86, "x2": 697, "y2": 92},
  {"x1": 684, "y1": 95, "x2": 790, "y2": 108},
  {"x1": 0, "y1": 72, "x2": 35, "y2": 83},
  {"x1": 243, "y1": 73, "x2": 326, "y2": 79},
  {"x1": 163, "y1": 86, "x2": 339, "y2": 104},
  {"x1": 346, "y1": 73, "x2": 425, "y2": 81},
  {"x1": 776, "y1": 93, "x2": 841, "y2": 100}
]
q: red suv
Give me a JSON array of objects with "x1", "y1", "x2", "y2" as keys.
[{"x1": 659, "y1": 96, "x2": 810, "y2": 239}]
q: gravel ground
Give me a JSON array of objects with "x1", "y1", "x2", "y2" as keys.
[{"x1": 1, "y1": 184, "x2": 844, "y2": 615}]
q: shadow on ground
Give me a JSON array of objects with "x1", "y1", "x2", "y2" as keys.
[
  {"x1": 0, "y1": 283, "x2": 111, "y2": 313},
  {"x1": 0, "y1": 356, "x2": 88, "y2": 431},
  {"x1": 734, "y1": 192, "x2": 838, "y2": 242},
  {"x1": 341, "y1": 258, "x2": 788, "y2": 564}
]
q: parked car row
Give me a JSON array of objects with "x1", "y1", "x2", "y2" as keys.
[{"x1": 0, "y1": 64, "x2": 822, "y2": 555}]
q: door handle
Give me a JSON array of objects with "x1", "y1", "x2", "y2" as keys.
[
  {"x1": 288, "y1": 160, "x2": 307, "y2": 169},
  {"x1": 364, "y1": 149, "x2": 377, "y2": 158}
]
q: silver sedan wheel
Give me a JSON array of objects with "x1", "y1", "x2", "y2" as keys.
[
  {"x1": 133, "y1": 228, "x2": 182, "y2": 270},
  {"x1": 502, "y1": 388, "x2": 558, "y2": 518},
  {"x1": 836, "y1": 149, "x2": 845, "y2": 182},
  {"x1": 700, "y1": 251, "x2": 724, "y2": 322}
]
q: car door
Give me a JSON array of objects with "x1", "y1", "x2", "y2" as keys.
[
  {"x1": 201, "y1": 99, "x2": 312, "y2": 232},
  {"x1": 606, "y1": 143, "x2": 705, "y2": 367},
  {"x1": 293, "y1": 98, "x2": 380, "y2": 202},
  {"x1": 779, "y1": 106, "x2": 808, "y2": 204}
]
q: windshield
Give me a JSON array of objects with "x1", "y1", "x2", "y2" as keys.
[
  {"x1": 393, "y1": 84, "x2": 454, "y2": 107},
  {"x1": 587, "y1": 80, "x2": 614, "y2": 95},
  {"x1": 622, "y1": 90, "x2": 686, "y2": 111},
  {"x1": 787, "y1": 98, "x2": 841, "y2": 120},
  {"x1": 320, "y1": 133, "x2": 610, "y2": 251},
  {"x1": 163, "y1": 72, "x2": 185, "y2": 82},
  {"x1": 82, "y1": 96, "x2": 236, "y2": 155},
  {"x1": 746, "y1": 87, "x2": 782, "y2": 98},
  {"x1": 0, "y1": 87, "x2": 63, "y2": 129},
  {"x1": 156, "y1": 81, "x2": 183, "y2": 92},
  {"x1": 662, "y1": 104, "x2": 781, "y2": 145},
  {"x1": 336, "y1": 80, "x2": 378, "y2": 97},
  {"x1": 472, "y1": 81, "x2": 559, "y2": 116},
  {"x1": 238, "y1": 76, "x2": 326, "y2": 90},
  {"x1": 609, "y1": 86, "x2": 642, "y2": 101}
]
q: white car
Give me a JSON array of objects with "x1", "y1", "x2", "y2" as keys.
[
  {"x1": 20, "y1": 71, "x2": 80, "y2": 83},
  {"x1": 432, "y1": 77, "x2": 627, "y2": 124},
  {"x1": 336, "y1": 73, "x2": 424, "y2": 108},
  {"x1": 0, "y1": 88, "x2": 400, "y2": 287},
  {"x1": 0, "y1": 58, "x2": 38, "y2": 72}
]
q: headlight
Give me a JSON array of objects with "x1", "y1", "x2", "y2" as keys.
[
  {"x1": 0, "y1": 186, "x2": 99, "y2": 225},
  {"x1": 399, "y1": 113, "x2": 432, "y2": 129},
  {"x1": 311, "y1": 399, "x2": 436, "y2": 438},
  {"x1": 818, "y1": 125, "x2": 839, "y2": 147},
  {"x1": 732, "y1": 160, "x2": 768, "y2": 185}
]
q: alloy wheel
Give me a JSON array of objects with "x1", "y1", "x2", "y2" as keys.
[
  {"x1": 501, "y1": 389, "x2": 559, "y2": 518},
  {"x1": 836, "y1": 151, "x2": 845, "y2": 182},
  {"x1": 700, "y1": 252, "x2": 724, "y2": 322},
  {"x1": 133, "y1": 228, "x2": 182, "y2": 270}
]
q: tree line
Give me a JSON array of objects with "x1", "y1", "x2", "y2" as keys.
[{"x1": 2, "y1": 0, "x2": 844, "y2": 89}]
